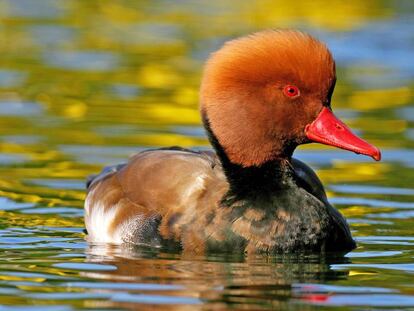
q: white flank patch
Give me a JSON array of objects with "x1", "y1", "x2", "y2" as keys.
[{"x1": 84, "y1": 187, "x2": 122, "y2": 244}]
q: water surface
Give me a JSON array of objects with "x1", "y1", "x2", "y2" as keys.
[{"x1": 0, "y1": 0, "x2": 414, "y2": 309}]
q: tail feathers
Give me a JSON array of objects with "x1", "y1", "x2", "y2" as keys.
[{"x1": 86, "y1": 163, "x2": 126, "y2": 190}]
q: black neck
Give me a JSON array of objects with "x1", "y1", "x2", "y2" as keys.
[{"x1": 202, "y1": 112, "x2": 297, "y2": 198}]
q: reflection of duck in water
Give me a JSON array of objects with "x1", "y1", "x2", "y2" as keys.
[
  {"x1": 83, "y1": 244, "x2": 351, "y2": 310},
  {"x1": 84, "y1": 30, "x2": 381, "y2": 253}
]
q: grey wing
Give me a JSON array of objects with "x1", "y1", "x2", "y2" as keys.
[{"x1": 85, "y1": 146, "x2": 220, "y2": 191}]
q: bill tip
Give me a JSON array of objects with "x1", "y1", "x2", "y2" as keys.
[{"x1": 372, "y1": 148, "x2": 381, "y2": 161}]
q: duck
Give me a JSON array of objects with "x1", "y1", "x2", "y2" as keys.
[{"x1": 84, "y1": 30, "x2": 381, "y2": 254}]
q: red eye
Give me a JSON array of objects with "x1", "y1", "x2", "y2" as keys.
[{"x1": 283, "y1": 85, "x2": 300, "y2": 98}]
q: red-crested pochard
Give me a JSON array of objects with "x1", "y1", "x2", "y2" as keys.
[{"x1": 84, "y1": 30, "x2": 381, "y2": 253}]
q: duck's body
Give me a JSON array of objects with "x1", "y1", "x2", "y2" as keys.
[
  {"x1": 84, "y1": 30, "x2": 380, "y2": 253},
  {"x1": 85, "y1": 147, "x2": 355, "y2": 253}
]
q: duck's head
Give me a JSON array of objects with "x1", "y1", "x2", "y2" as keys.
[{"x1": 200, "y1": 30, "x2": 381, "y2": 167}]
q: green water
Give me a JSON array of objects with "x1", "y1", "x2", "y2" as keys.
[{"x1": 0, "y1": 0, "x2": 414, "y2": 309}]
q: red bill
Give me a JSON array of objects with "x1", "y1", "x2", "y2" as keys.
[{"x1": 305, "y1": 107, "x2": 381, "y2": 161}]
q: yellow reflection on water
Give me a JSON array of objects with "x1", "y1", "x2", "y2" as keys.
[{"x1": 0, "y1": 1, "x2": 413, "y2": 309}]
